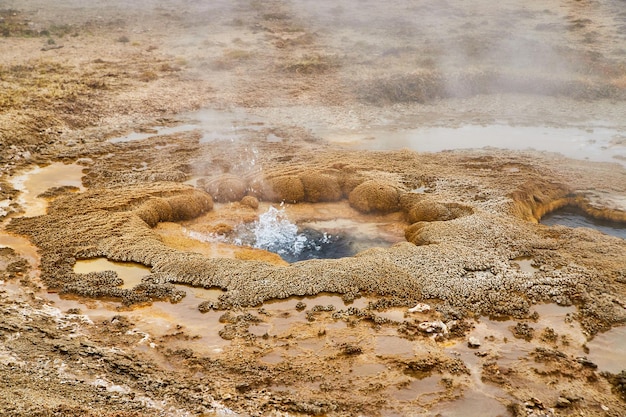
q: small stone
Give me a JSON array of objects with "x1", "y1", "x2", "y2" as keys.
[
  {"x1": 600, "y1": 404, "x2": 609, "y2": 412},
  {"x1": 556, "y1": 397, "x2": 571, "y2": 408},
  {"x1": 76, "y1": 158, "x2": 94, "y2": 166},
  {"x1": 467, "y1": 336, "x2": 481, "y2": 348},
  {"x1": 576, "y1": 356, "x2": 598, "y2": 369},
  {"x1": 408, "y1": 303, "x2": 431, "y2": 313},
  {"x1": 418, "y1": 320, "x2": 448, "y2": 334},
  {"x1": 527, "y1": 397, "x2": 544, "y2": 409}
]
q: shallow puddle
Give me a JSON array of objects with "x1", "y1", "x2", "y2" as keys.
[
  {"x1": 512, "y1": 256, "x2": 539, "y2": 274},
  {"x1": 45, "y1": 292, "x2": 125, "y2": 325},
  {"x1": 448, "y1": 304, "x2": 586, "y2": 367},
  {"x1": 388, "y1": 375, "x2": 445, "y2": 402},
  {"x1": 73, "y1": 258, "x2": 151, "y2": 289},
  {"x1": 266, "y1": 312, "x2": 306, "y2": 336},
  {"x1": 586, "y1": 326, "x2": 626, "y2": 373},
  {"x1": 137, "y1": 292, "x2": 229, "y2": 353},
  {"x1": 375, "y1": 335, "x2": 416, "y2": 357},
  {"x1": 448, "y1": 317, "x2": 525, "y2": 363},
  {"x1": 531, "y1": 303, "x2": 584, "y2": 346},
  {"x1": 428, "y1": 388, "x2": 511, "y2": 417},
  {"x1": 294, "y1": 338, "x2": 325, "y2": 354},
  {"x1": 376, "y1": 308, "x2": 407, "y2": 322},
  {"x1": 183, "y1": 285, "x2": 224, "y2": 302},
  {"x1": 316, "y1": 124, "x2": 626, "y2": 166},
  {"x1": 0, "y1": 232, "x2": 40, "y2": 272},
  {"x1": 254, "y1": 293, "x2": 369, "y2": 336},
  {"x1": 71, "y1": 257, "x2": 226, "y2": 346},
  {"x1": 108, "y1": 107, "x2": 265, "y2": 144},
  {"x1": 541, "y1": 206, "x2": 626, "y2": 239},
  {"x1": 10, "y1": 163, "x2": 85, "y2": 217},
  {"x1": 47, "y1": 283, "x2": 229, "y2": 355},
  {"x1": 260, "y1": 350, "x2": 283, "y2": 364},
  {"x1": 249, "y1": 323, "x2": 272, "y2": 337},
  {"x1": 352, "y1": 362, "x2": 387, "y2": 377}
]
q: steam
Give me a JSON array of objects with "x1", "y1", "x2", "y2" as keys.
[
  {"x1": 8, "y1": 0, "x2": 624, "y2": 160},
  {"x1": 288, "y1": 1, "x2": 616, "y2": 102}
]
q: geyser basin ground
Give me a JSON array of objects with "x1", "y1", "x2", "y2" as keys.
[
  {"x1": 4, "y1": 135, "x2": 626, "y2": 417},
  {"x1": 1, "y1": 0, "x2": 626, "y2": 415}
]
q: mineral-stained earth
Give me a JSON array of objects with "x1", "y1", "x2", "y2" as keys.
[{"x1": 1, "y1": 1, "x2": 625, "y2": 416}]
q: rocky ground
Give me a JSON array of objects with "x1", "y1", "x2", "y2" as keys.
[{"x1": 1, "y1": 0, "x2": 626, "y2": 416}]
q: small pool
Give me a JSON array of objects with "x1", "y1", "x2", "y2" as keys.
[
  {"x1": 541, "y1": 206, "x2": 626, "y2": 239},
  {"x1": 184, "y1": 204, "x2": 405, "y2": 263}
]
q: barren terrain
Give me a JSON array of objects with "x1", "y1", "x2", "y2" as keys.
[{"x1": 1, "y1": 1, "x2": 626, "y2": 416}]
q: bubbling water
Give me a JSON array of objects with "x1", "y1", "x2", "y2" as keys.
[
  {"x1": 187, "y1": 206, "x2": 356, "y2": 263},
  {"x1": 234, "y1": 206, "x2": 353, "y2": 263}
]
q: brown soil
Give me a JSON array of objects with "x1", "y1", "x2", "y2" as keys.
[{"x1": 1, "y1": 1, "x2": 626, "y2": 416}]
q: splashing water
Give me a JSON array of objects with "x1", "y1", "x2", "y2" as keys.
[
  {"x1": 186, "y1": 206, "x2": 354, "y2": 263},
  {"x1": 236, "y1": 206, "x2": 351, "y2": 262},
  {"x1": 241, "y1": 206, "x2": 307, "y2": 255}
]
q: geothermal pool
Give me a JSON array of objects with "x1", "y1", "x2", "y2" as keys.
[
  {"x1": 541, "y1": 205, "x2": 626, "y2": 239},
  {"x1": 183, "y1": 204, "x2": 406, "y2": 262}
]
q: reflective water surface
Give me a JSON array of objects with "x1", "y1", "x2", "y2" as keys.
[
  {"x1": 315, "y1": 124, "x2": 626, "y2": 166},
  {"x1": 541, "y1": 206, "x2": 626, "y2": 239},
  {"x1": 10, "y1": 162, "x2": 85, "y2": 217}
]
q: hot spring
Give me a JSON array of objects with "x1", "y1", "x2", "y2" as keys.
[
  {"x1": 181, "y1": 203, "x2": 406, "y2": 263},
  {"x1": 541, "y1": 206, "x2": 626, "y2": 240}
]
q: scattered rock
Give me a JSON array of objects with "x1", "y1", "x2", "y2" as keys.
[
  {"x1": 338, "y1": 343, "x2": 362, "y2": 355},
  {"x1": 418, "y1": 321, "x2": 448, "y2": 335},
  {"x1": 576, "y1": 357, "x2": 598, "y2": 369},
  {"x1": 408, "y1": 303, "x2": 431, "y2": 313},
  {"x1": 603, "y1": 370, "x2": 626, "y2": 401},
  {"x1": 511, "y1": 322, "x2": 535, "y2": 341},
  {"x1": 555, "y1": 397, "x2": 571, "y2": 408},
  {"x1": 467, "y1": 336, "x2": 481, "y2": 348}
]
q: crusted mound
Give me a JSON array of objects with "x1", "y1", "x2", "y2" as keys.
[
  {"x1": 263, "y1": 175, "x2": 305, "y2": 203},
  {"x1": 199, "y1": 174, "x2": 247, "y2": 203},
  {"x1": 299, "y1": 170, "x2": 343, "y2": 202},
  {"x1": 405, "y1": 199, "x2": 474, "y2": 223},
  {"x1": 348, "y1": 180, "x2": 400, "y2": 214}
]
